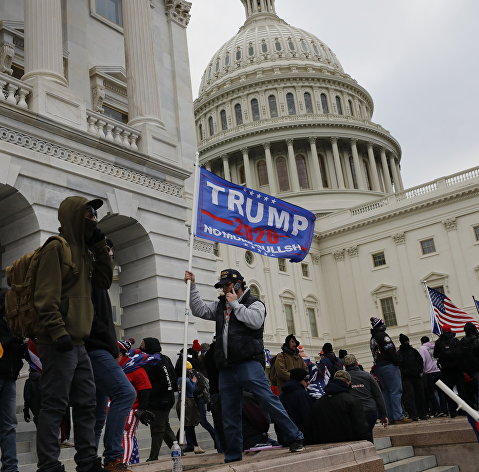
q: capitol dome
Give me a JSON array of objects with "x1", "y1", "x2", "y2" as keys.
[
  {"x1": 194, "y1": 0, "x2": 403, "y2": 215},
  {"x1": 199, "y1": 2, "x2": 344, "y2": 95}
]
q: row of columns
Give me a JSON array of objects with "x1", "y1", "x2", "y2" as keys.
[
  {"x1": 205, "y1": 137, "x2": 404, "y2": 194},
  {"x1": 22, "y1": 0, "x2": 162, "y2": 127}
]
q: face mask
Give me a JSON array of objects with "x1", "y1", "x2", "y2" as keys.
[{"x1": 84, "y1": 218, "x2": 97, "y2": 243}]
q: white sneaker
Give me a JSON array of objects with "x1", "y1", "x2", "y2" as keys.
[
  {"x1": 60, "y1": 440, "x2": 75, "y2": 448},
  {"x1": 194, "y1": 446, "x2": 205, "y2": 454}
]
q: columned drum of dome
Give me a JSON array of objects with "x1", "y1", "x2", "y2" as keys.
[{"x1": 194, "y1": 0, "x2": 402, "y2": 215}]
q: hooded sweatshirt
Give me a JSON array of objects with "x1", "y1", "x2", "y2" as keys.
[
  {"x1": 418, "y1": 341, "x2": 440, "y2": 374},
  {"x1": 34, "y1": 196, "x2": 113, "y2": 344},
  {"x1": 275, "y1": 337, "x2": 307, "y2": 392}
]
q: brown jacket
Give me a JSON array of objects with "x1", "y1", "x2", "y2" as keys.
[
  {"x1": 275, "y1": 349, "x2": 307, "y2": 392},
  {"x1": 34, "y1": 196, "x2": 113, "y2": 344}
]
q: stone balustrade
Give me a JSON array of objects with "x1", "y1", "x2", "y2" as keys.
[
  {"x1": 198, "y1": 112, "x2": 395, "y2": 148},
  {"x1": 0, "y1": 72, "x2": 32, "y2": 109},
  {"x1": 86, "y1": 110, "x2": 140, "y2": 151}
]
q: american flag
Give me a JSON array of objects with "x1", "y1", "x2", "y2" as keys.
[{"x1": 427, "y1": 286, "x2": 479, "y2": 334}]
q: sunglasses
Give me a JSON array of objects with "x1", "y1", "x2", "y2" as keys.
[{"x1": 86, "y1": 206, "x2": 98, "y2": 219}]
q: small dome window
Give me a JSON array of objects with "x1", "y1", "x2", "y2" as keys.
[
  {"x1": 251, "y1": 98, "x2": 260, "y2": 121},
  {"x1": 220, "y1": 110, "x2": 227, "y2": 130},
  {"x1": 268, "y1": 94, "x2": 278, "y2": 117},
  {"x1": 215, "y1": 58, "x2": 220, "y2": 73},
  {"x1": 245, "y1": 251, "x2": 255, "y2": 265},
  {"x1": 198, "y1": 123, "x2": 203, "y2": 141},
  {"x1": 236, "y1": 47, "x2": 242, "y2": 61},
  {"x1": 275, "y1": 38, "x2": 282, "y2": 51},
  {"x1": 235, "y1": 103, "x2": 243, "y2": 125},
  {"x1": 312, "y1": 42, "x2": 320, "y2": 55},
  {"x1": 286, "y1": 92, "x2": 296, "y2": 115},
  {"x1": 321, "y1": 93, "x2": 329, "y2": 114},
  {"x1": 304, "y1": 92, "x2": 313, "y2": 113},
  {"x1": 348, "y1": 99, "x2": 354, "y2": 116},
  {"x1": 335, "y1": 95, "x2": 343, "y2": 115},
  {"x1": 288, "y1": 37, "x2": 295, "y2": 51},
  {"x1": 207, "y1": 64, "x2": 212, "y2": 79},
  {"x1": 208, "y1": 116, "x2": 214, "y2": 136},
  {"x1": 261, "y1": 40, "x2": 268, "y2": 53},
  {"x1": 248, "y1": 42, "x2": 255, "y2": 57},
  {"x1": 224, "y1": 52, "x2": 230, "y2": 67},
  {"x1": 257, "y1": 160, "x2": 269, "y2": 186},
  {"x1": 300, "y1": 39, "x2": 309, "y2": 53}
]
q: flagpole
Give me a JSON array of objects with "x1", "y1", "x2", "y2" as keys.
[
  {"x1": 179, "y1": 152, "x2": 200, "y2": 446},
  {"x1": 473, "y1": 296, "x2": 479, "y2": 315},
  {"x1": 423, "y1": 282, "x2": 441, "y2": 336}
]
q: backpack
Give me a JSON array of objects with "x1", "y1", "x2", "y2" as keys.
[
  {"x1": 194, "y1": 370, "x2": 210, "y2": 404},
  {"x1": 268, "y1": 355, "x2": 278, "y2": 386},
  {"x1": 4, "y1": 236, "x2": 74, "y2": 338}
]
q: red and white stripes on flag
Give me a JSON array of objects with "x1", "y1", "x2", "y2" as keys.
[
  {"x1": 427, "y1": 286, "x2": 479, "y2": 333},
  {"x1": 122, "y1": 409, "x2": 140, "y2": 464}
]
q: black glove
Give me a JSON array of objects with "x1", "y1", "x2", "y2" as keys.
[
  {"x1": 23, "y1": 408, "x2": 30, "y2": 423},
  {"x1": 89, "y1": 228, "x2": 105, "y2": 245},
  {"x1": 135, "y1": 410, "x2": 155, "y2": 426},
  {"x1": 53, "y1": 335, "x2": 73, "y2": 352}
]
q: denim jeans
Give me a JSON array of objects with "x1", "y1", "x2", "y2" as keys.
[
  {"x1": 375, "y1": 363, "x2": 404, "y2": 421},
  {"x1": 89, "y1": 349, "x2": 136, "y2": 463},
  {"x1": 37, "y1": 344, "x2": 97, "y2": 472},
  {"x1": 0, "y1": 379, "x2": 18, "y2": 472},
  {"x1": 219, "y1": 360, "x2": 303, "y2": 462},
  {"x1": 209, "y1": 393, "x2": 225, "y2": 453},
  {"x1": 195, "y1": 397, "x2": 217, "y2": 447}
]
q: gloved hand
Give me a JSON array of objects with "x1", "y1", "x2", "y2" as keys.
[
  {"x1": 89, "y1": 228, "x2": 106, "y2": 245},
  {"x1": 23, "y1": 408, "x2": 31, "y2": 423},
  {"x1": 53, "y1": 335, "x2": 73, "y2": 352},
  {"x1": 135, "y1": 410, "x2": 155, "y2": 426}
]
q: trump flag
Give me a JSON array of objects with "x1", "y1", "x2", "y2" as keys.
[{"x1": 195, "y1": 167, "x2": 316, "y2": 262}]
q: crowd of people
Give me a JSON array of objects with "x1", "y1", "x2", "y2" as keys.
[{"x1": 0, "y1": 195, "x2": 478, "y2": 472}]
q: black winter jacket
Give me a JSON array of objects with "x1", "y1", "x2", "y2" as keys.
[
  {"x1": 434, "y1": 332, "x2": 461, "y2": 372},
  {"x1": 280, "y1": 380, "x2": 315, "y2": 444},
  {"x1": 142, "y1": 337, "x2": 177, "y2": 410},
  {"x1": 312, "y1": 378, "x2": 370, "y2": 444},
  {"x1": 204, "y1": 341, "x2": 219, "y2": 395},
  {"x1": 85, "y1": 285, "x2": 119, "y2": 358},
  {"x1": 0, "y1": 311, "x2": 23, "y2": 380},
  {"x1": 397, "y1": 344, "x2": 424, "y2": 378},
  {"x1": 370, "y1": 326, "x2": 398, "y2": 366}
]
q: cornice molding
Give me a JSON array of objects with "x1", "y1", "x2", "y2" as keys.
[{"x1": 0, "y1": 126, "x2": 183, "y2": 198}]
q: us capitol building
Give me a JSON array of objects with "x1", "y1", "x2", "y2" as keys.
[{"x1": 0, "y1": 0, "x2": 477, "y2": 366}]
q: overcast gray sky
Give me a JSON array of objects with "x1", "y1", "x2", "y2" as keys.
[{"x1": 186, "y1": 0, "x2": 479, "y2": 189}]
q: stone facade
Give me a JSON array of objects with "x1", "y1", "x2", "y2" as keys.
[
  {"x1": 0, "y1": 0, "x2": 215, "y2": 358},
  {"x1": 194, "y1": 0, "x2": 479, "y2": 367}
]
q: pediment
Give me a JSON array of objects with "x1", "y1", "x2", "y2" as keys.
[
  {"x1": 422, "y1": 272, "x2": 448, "y2": 283},
  {"x1": 371, "y1": 284, "x2": 396, "y2": 295}
]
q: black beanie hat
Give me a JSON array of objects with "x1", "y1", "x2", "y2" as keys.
[
  {"x1": 285, "y1": 334, "x2": 300, "y2": 347},
  {"x1": 464, "y1": 322, "x2": 479, "y2": 336},
  {"x1": 289, "y1": 368, "x2": 309, "y2": 382},
  {"x1": 322, "y1": 342, "x2": 333, "y2": 353},
  {"x1": 399, "y1": 333, "x2": 409, "y2": 344},
  {"x1": 338, "y1": 349, "x2": 347, "y2": 359}
]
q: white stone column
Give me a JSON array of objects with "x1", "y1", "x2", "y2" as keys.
[
  {"x1": 331, "y1": 138, "x2": 345, "y2": 188},
  {"x1": 367, "y1": 143, "x2": 381, "y2": 191},
  {"x1": 389, "y1": 155, "x2": 400, "y2": 193},
  {"x1": 122, "y1": 0, "x2": 163, "y2": 128},
  {"x1": 222, "y1": 155, "x2": 231, "y2": 181},
  {"x1": 205, "y1": 161, "x2": 212, "y2": 172},
  {"x1": 351, "y1": 139, "x2": 365, "y2": 189},
  {"x1": 286, "y1": 139, "x2": 300, "y2": 192},
  {"x1": 23, "y1": 0, "x2": 66, "y2": 85},
  {"x1": 241, "y1": 147, "x2": 253, "y2": 187},
  {"x1": 309, "y1": 137, "x2": 323, "y2": 190},
  {"x1": 263, "y1": 142, "x2": 278, "y2": 194},
  {"x1": 396, "y1": 159, "x2": 404, "y2": 191},
  {"x1": 380, "y1": 148, "x2": 393, "y2": 193}
]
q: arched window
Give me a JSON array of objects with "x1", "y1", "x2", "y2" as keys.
[
  {"x1": 257, "y1": 160, "x2": 269, "y2": 186},
  {"x1": 250, "y1": 284, "x2": 260, "y2": 297},
  {"x1": 236, "y1": 47, "x2": 242, "y2": 61},
  {"x1": 220, "y1": 109, "x2": 227, "y2": 130},
  {"x1": 288, "y1": 38, "x2": 295, "y2": 51},
  {"x1": 321, "y1": 93, "x2": 329, "y2": 113},
  {"x1": 251, "y1": 98, "x2": 260, "y2": 121},
  {"x1": 268, "y1": 94, "x2": 278, "y2": 117},
  {"x1": 248, "y1": 42, "x2": 254, "y2": 57},
  {"x1": 300, "y1": 39, "x2": 309, "y2": 53},
  {"x1": 215, "y1": 59, "x2": 220, "y2": 73},
  {"x1": 286, "y1": 93, "x2": 296, "y2": 115},
  {"x1": 348, "y1": 99, "x2": 354, "y2": 116},
  {"x1": 349, "y1": 155, "x2": 358, "y2": 189},
  {"x1": 234, "y1": 103, "x2": 243, "y2": 125},
  {"x1": 318, "y1": 154, "x2": 329, "y2": 187},
  {"x1": 275, "y1": 38, "x2": 282, "y2": 51},
  {"x1": 276, "y1": 157, "x2": 290, "y2": 191},
  {"x1": 208, "y1": 116, "x2": 214, "y2": 136},
  {"x1": 224, "y1": 52, "x2": 230, "y2": 67},
  {"x1": 296, "y1": 155, "x2": 310, "y2": 189},
  {"x1": 335, "y1": 95, "x2": 343, "y2": 115},
  {"x1": 261, "y1": 40, "x2": 268, "y2": 53},
  {"x1": 358, "y1": 104, "x2": 362, "y2": 118},
  {"x1": 304, "y1": 92, "x2": 313, "y2": 113},
  {"x1": 312, "y1": 42, "x2": 320, "y2": 55},
  {"x1": 198, "y1": 123, "x2": 203, "y2": 141},
  {"x1": 238, "y1": 165, "x2": 246, "y2": 185}
]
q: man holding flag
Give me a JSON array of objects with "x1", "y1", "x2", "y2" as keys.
[{"x1": 184, "y1": 269, "x2": 304, "y2": 463}]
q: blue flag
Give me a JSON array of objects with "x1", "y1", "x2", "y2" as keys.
[{"x1": 196, "y1": 167, "x2": 316, "y2": 262}]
